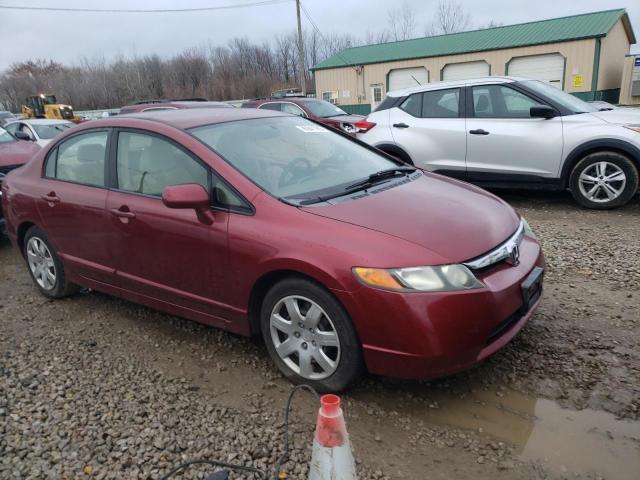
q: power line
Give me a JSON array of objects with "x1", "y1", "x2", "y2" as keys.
[
  {"x1": 299, "y1": 1, "x2": 358, "y2": 71},
  {"x1": 0, "y1": 0, "x2": 291, "y2": 13}
]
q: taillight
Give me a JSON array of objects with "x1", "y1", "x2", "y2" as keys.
[{"x1": 354, "y1": 119, "x2": 376, "y2": 133}]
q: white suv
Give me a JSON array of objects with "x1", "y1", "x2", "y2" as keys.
[{"x1": 358, "y1": 76, "x2": 640, "y2": 209}]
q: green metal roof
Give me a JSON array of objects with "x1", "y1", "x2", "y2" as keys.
[{"x1": 312, "y1": 9, "x2": 633, "y2": 71}]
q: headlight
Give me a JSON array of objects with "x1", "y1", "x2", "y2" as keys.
[
  {"x1": 353, "y1": 264, "x2": 483, "y2": 292},
  {"x1": 624, "y1": 124, "x2": 640, "y2": 134},
  {"x1": 522, "y1": 217, "x2": 537, "y2": 240}
]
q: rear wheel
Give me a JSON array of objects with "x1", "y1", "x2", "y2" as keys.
[
  {"x1": 569, "y1": 152, "x2": 639, "y2": 209},
  {"x1": 260, "y1": 277, "x2": 364, "y2": 392},
  {"x1": 23, "y1": 226, "x2": 78, "y2": 298}
]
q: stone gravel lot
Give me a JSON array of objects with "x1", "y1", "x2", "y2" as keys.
[{"x1": 1, "y1": 190, "x2": 639, "y2": 480}]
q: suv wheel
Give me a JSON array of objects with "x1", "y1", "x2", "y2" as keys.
[
  {"x1": 569, "y1": 152, "x2": 639, "y2": 209},
  {"x1": 260, "y1": 277, "x2": 364, "y2": 392},
  {"x1": 24, "y1": 226, "x2": 78, "y2": 298}
]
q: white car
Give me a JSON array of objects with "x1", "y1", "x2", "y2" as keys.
[
  {"x1": 4, "y1": 119, "x2": 74, "y2": 147},
  {"x1": 358, "y1": 76, "x2": 640, "y2": 209}
]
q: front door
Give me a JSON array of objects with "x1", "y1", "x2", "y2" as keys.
[
  {"x1": 371, "y1": 84, "x2": 384, "y2": 111},
  {"x1": 465, "y1": 84, "x2": 564, "y2": 181},
  {"x1": 34, "y1": 129, "x2": 114, "y2": 284},
  {"x1": 388, "y1": 87, "x2": 466, "y2": 176},
  {"x1": 106, "y1": 130, "x2": 229, "y2": 324}
]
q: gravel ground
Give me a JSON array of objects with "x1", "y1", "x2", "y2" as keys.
[{"x1": 1, "y1": 190, "x2": 639, "y2": 480}]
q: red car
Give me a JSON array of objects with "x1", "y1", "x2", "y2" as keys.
[
  {"x1": 242, "y1": 97, "x2": 369, "y2": 135},
  {"x1": 1, "y1": 108, "x2": 544, "y2": 391},
  {"x1": 0, "y1": 126, "x2": 41, "y2": 230}
]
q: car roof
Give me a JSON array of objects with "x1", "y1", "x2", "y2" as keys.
[
  {"x1": 10, "y1": 119, "x2": 73, "y2": 125},
  {"x1": 93, "y1": 106, "x2": 290, "y2": 130},
  {"x1": 386, "y1": 76, "x2": 529, "y2": 97}
]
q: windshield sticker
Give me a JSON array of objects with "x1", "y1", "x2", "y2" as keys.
[{"x1": 295, "y1": 125, "x2": 328, "y2": 133}]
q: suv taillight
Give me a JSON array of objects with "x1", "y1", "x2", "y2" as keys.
[{"x1": 354, "y1": 119, "x2": 376, "y2": 133}]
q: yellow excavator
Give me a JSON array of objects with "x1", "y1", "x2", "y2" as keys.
[{"x1": 22, "y1": 94, "x2": 82, "y2": 123}]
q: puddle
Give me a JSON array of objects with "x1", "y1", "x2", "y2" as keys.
[{"x1": 356, "y1": 388, "x2": 640, "y2": 479}]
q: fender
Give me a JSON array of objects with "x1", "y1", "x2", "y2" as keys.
[
  {"x1": 561, "y1": 139, "x2": 640, "y2": 186},
  {"x1": 373, "y1": 143, "x2": 414, "y2": 164}
]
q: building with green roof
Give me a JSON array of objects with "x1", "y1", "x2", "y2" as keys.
[{"x1": 311, "y1": 9, "x2": 636, "y2": 114}]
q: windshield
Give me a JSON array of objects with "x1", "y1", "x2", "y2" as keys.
[
  {"x1": 32, "y1": 123, "x2": 73, "y2": 139},
  {"x1": 0, "y1": 127, "x2": 15, "y2": 144},
  {"x1": 190, "y1": 116, "x2": 398, "y2": 201},
  {"x1": 519, "y1": 80, "x2": 598, "y2": 114},
  {"x1": 303, "y1": 100, "x2": 348, "y2": 118}
]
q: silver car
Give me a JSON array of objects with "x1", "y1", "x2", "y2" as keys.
[
  {"x1": 4, "y1": 119, "x2": 75, "y2": 147},
  {"x1": 359, "y1": 76, "x2": 640, "y2": 209}
]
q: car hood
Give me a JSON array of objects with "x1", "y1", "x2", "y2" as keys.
[
  {"x1": 0, "y1": 141, "x2": 41, "y2": 168},
  {"x1": 588, "y1": 109, "x2": 640, "y2": 125},
  {"x1": 301, "y1": 173, "x2": 520, "y2": 264},
  {"x1": 322, "y1": 114, "x2": 364, "y2": 124}
]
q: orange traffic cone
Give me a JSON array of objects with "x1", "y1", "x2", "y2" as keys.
[{"x1": 308, "y1": 394, "x2": 357, "y2": 480}]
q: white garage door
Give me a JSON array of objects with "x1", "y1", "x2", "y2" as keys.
[
  {"x1": 508, "y1": 54, "x2": 564, "y2": 88},
  {"x1": 442, "y1": 61, "x2": 490, "y2": 82},
  {"x1": 388, "y1": 67, "x2": 429, "y2": 92}
]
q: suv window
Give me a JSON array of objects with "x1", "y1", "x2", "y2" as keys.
[
  {"x1": 472, "y1": 85, "x2": 541, "y2": 118},
  {"x1": 422, "y1": 88, "x2": 460, "y2": 118},
  {"x1": 399, "y1": 94, "x2": 422, "y2": 117},
  {"x1": 45, "y1": 131, "x2": 108, "y2": 186},
  {"x1": 116, "y1": 132, "x2": 208, "y2": 197}
]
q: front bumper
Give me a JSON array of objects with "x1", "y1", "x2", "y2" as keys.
[{"x1": 336, "y1": 235, "x2": 544, "y2": 380}]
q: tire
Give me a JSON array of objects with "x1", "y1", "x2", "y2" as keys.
[
  {"x1": 260, "y1": 277, "x2": 364, "y2": 392},
  {"x1": 569, "y1": 151, "x2": 639, "y2": 209},
  {"x1": 23, "y1": 226, "x2": 78, "y2": 298}
]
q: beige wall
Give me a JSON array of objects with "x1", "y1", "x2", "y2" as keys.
[
  {"x1": 619, "y1": 55, "x2": 640, "y2": 105},
  {"x1": 315, "y1": 38, "x2": 599, "y2": 106},
  {"x1": 598, "y1": 19, "x2": 632, "y2": 90}
]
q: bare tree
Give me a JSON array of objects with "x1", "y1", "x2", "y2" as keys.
[
  {"x1": 426, "y1": 1, "x2": 471, "y2": 36},
  {"x1": 387, "y1": 2, "x2": 417, "y2": 41}
]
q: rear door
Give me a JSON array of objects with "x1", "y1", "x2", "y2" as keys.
[
  {"x1": 105, "y1": 129, "x2": 230, "y2": 322},
  {"x1": 34, "y1": 129, "x2": 114, "y2": 284},
  {"x1": 465, "y1": 83, "x2": 563, "y2": 181},
  {"x1": 388, "y1": 87, "x2": 467, "y2": 176}
]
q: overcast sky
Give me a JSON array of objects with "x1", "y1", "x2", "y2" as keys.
[{"x1": 0, "y1": 0, "x2": 638, "y2": 71}]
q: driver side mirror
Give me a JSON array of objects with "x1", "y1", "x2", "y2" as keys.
[
  {"x1": 14, "y1": 131, "x2": 33, "y2": 141},
  {"x1": 530, "y1": 105, "x2": 557, "y2": 119},
  {"x1": 162, "y1": 183, "x2": 214, "y2": 225}
]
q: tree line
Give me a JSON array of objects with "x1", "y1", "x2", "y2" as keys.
[{"x1": 0, "y1": 1, "x2": 495, "y2": 112}]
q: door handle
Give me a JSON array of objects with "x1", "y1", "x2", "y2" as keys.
[
  {"x1": 40, "y1": 192, "x2": 60, "y2": 203},
  {"x1": 469, "y1": 129, "x2": 490, "y2": 135},
  {"x1": 110, "y1": 207, "x2": 136, "y2": 219},
  {"x1": 393, "y1": 123, "x2": 410, "y2": 129}
]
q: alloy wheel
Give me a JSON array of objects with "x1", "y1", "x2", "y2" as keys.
[
  {"x1": 26, "y1": 237, "x2": 56, "y2": 290},
  {"x1": 269, "y1": 295, "x2": 341, "y2": 380},
  {"x1": 578, "y1": 161, "x2": 627, "y2": 203}
]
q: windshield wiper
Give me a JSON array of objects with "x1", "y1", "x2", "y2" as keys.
[{"x1": 297, "y1": 167, "x2": 416, "y2": 205}]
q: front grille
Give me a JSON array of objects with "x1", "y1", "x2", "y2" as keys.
[{"x1": 463, "y1": 220, "x2": 525, "y2": 271}]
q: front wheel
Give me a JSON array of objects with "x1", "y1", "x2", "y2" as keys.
[
  {"x1": 569, "y1": 152, "x2": 639, "y2": 209},
  {"x1": 260, "y1": 277, "x2": 364, "y2": 392}
]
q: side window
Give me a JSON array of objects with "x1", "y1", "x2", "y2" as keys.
[
  {"x1": 20, "y1": 124, "x2": 35, "y2": 140},
  {"x1": 211, "y1": 171, "x2": 251, "y2": 213},
  {"x1": 116, "y1": 132, "x2": 208, "y2": 197},
  {"x1": 46, "y1": 131, "x2": 108, "y2": 187},
  {"x1": 422, "y1": 88, "x2": 460, "y2": 118},
  {"x1": 259, "y1": 103, "x2": 282, "y2": 112},
  {"x1": 5, "y1": 123, "x2": 19, "y2": 135},
  {"x1": 473, "y1": 85, "x2": 541, "y2": 118},
  {"x1": 399, "y1": 93, "x2": 422, "y2": 117},
  {"x1": 281, "y1": 103, "x2": 305, "y2": 116}
]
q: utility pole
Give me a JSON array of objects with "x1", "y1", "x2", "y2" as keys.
[{"x1": 296, "y1": 0, "x2": 306, "y2": 96}]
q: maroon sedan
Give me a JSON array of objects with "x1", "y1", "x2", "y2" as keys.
[
  {"x1": 0, "y1": 126, "x2": 41, "y2": 230},
  {"x1": 1, "y1": 108, "x2": 544, "y2": 391},
  {"x1": 242, "y1": 97, "x2": 369, "y2": 135}
]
